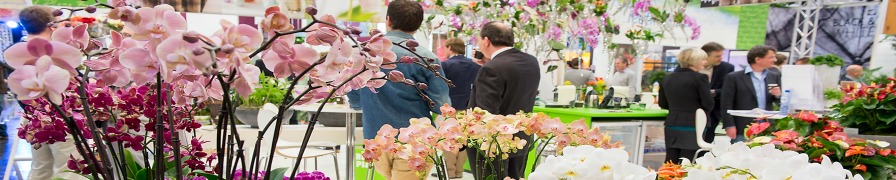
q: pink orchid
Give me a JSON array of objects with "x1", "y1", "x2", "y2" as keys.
[
  {"x1": 377, "y1": 124, "x2": 399, "y2": 137},
  {"x1": 182, "y1": 81, "x2": 208, "y2": 101},
  {"x1": 260, "y1": 7, "x2": 293, "y2": 37},
  {"x1": 305, "y1": 26, "x2": 343, "y2": 46},
  {"x1": 367, "y1": 71, "x2": 387, "y2": 89},
  {"x1": 156, "y1": 33, "x2": 213, "y2": 74},
  {"x1": 3, "y1": 38, "x2": 82, "y2": 75},
  {"x1": 440, "y1": 104, "x2": 457, "y2": 117},
  {"x1": 496, "y1": 123, "x2": 521, "y2": 135},
  {"x1": 555, "y1": 134, "x2": 572, "y2": 153},
  {"x1": 407, "y1": 156, "x2": 429, "y2": 172},
  {"x1": 366, "y1": 34, "x2": 398, "y2": 66},
  {"x1": 569, "y1": 119, "x2": 588, "y2": 135},
  {"x1": 212, "y1": 20, "x2": 263, "y2": 57},
  {"x1": 540, "y1": 118, "x2": 566, "y2": 136},
  {"x1": 124, "y1": 4, "x2": 187, "y2": 41},
  {"x1": 261, "y1": 38, "x2": 318, "y2": 78},
  {"x1": 51, "y1": 24, "x2": 90, "y2": 50},
  {"x1": 315, "y1": 40, "x2": 353, "y2": 82},
  {"x1": 231, "y1": 64, "x2": 261, "y2": 99},
  {"x1": 7, "y1": 56, "x2": 72, "y2": 104},
  {"x1": 585, "y1": 128, "x2": 606, "y2": 146},
  {"x1": 119, "y1": 48, "x2": 162, "y2": 85},
  {"x1": 86, "y1": 32, "x2": 139, "y2": 86}
]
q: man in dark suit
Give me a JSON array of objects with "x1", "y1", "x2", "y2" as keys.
[
  {"x1": 467, "y1": 21, "x2": 540, "y2": 179},
  {"x1": 721, "y1": 45, "x2": 782, "y2": 143},
  {"x1": 437, "y1": 37, "x2": 479, "y2": 179},
  {"x1": 699, "y1": 42, "x2": 735, "y2": 143}
]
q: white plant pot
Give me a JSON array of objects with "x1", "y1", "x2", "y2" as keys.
[{"x1": 815, "y1": 65, "x2": 841, "y2": 91}]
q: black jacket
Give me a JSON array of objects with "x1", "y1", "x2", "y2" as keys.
[
  {"x1": 720, "y1": 69, "x2": 782, "y2": 136},
  {"x1": 468, "y1": 48, "x2": 540, "y2": 157},
  {"x1": 442, "y1": 55, "x2": 481, "y2": 110},
  {"x1": 659, "y1": 68, "x2": 714, "y2": 127},
  {"x1": 708, "y1": 62, "x2": 735, "y2": 121}
]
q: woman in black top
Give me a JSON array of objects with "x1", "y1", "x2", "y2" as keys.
[{"x1": 658, "y1": 48, "x2": 714, "y2": 164}]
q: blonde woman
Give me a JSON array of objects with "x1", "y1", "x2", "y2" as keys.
[{"x1": 657, "y1": 48, "x2": 714, "y2": 164}]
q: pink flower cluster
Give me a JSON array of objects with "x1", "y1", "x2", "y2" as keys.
[
  {"x1": 681, "y1": 15, "x2": 701, "y2": 40},
  {"x1": 364, "y1": 104, "x2": 620, "y2": 174},
  {"x1": 633, "y1": 0, "x2": 652, "y2": 16}
]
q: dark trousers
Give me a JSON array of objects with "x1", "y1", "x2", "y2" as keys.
[
  {"x1": 665, "y1": 148, "x2": 698, "y2": 164},
  {"x1": 703, "y1": 109, "x2": 721, "y2": 143},
  {"x1": 466, "y1": 150, "x2": 528, "y2": 179}
]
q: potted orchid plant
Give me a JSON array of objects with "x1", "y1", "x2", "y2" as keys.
[{"x1": 7, "y1": 1, "x2": 452, "y2": 180}]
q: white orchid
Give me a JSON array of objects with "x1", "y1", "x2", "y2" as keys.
[
  {"x1": 682, "y1": 142, "x2": 864, "y2": 180},
  {"x1": 529, "y1": 145, "x2": 656, "y2": 180},
  {"x1": 866, "y1": 140, "x2": 890, "y2": 148}
]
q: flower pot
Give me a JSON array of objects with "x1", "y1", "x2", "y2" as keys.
[
  {"x1": 815, "y1": 65, "x2": 841, "y2": 91},
  {"x1": 235, "y1": 107, "x2": 295, "y2": 128}
]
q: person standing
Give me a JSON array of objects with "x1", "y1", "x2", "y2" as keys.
[
  {"x1": 347, "y1": 0, "x2": 450, "y2": 179},
  {"x1": 6, "y1": 6, "x2": 86, "y2": 180},
  {"x1": 564, "y1": 58, "x2": 595, "y2": 86},
  {"x1": 698, "y1": 42, "x2": 734, "y2": 143},
  {"x1": 720, "y1": 45, "x2": 782, "y2": 143},
  {"x1": 434, "y1": 37, "x2": 478, "y2": 179},
  {"x1": 609, "y1": 57, "x2": 639, "y2": 99},
  {"x1": 467, "y1": 21, "x2": 540, "y2": 179},
  {"x1": 768, "y1": 53, "x2": 787, "y2": 74},
  {"x1": 840, "y1": 65, "x2": 864, "y2": 84},
  {"x1": 658, "y1": 48, "x2": 714, "y2": 164}
]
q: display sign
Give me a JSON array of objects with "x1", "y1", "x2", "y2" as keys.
[{"x1": 885, "y1": 0, "x2": 896, "y2": 34}]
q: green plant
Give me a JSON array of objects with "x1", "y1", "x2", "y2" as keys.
[
  {"x1": 646, "y1": 70, "x2": 668, "y2": 85},
  {"x1": 240, "y1": 74, "x2": 288, "y2": 108},
  {"x1": 809, "y1": 54, "x2": 845, "y2": 67},
  {"x1": 824, "y1": 88, "x2": 843, "y2": 100},
  {"x1": 861, "y1": 67, "x2": 896, "y2": 85},
  {"x1": 832, "y1": 78, "x2": 896, "y2": 135}
]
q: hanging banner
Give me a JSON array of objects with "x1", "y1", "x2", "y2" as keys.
[
  {"x1": 32, "y1": 0, "x2": 94, "y2": 7},
  {"x1": 766, "y1": 6, "x2": 879, "y2": 66},
  {"x1": 885, "y1": 0, "x2": 896, "y2": 34}
]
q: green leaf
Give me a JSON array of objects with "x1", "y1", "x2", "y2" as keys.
[
  {"x1": 808, "y1": 148, "x2": 828, "y2": 159},
  {"x1": 486, "y1": 175, "x2": 497, "y2": 180},
  {"x1": 820, "y1": 141, "x2": 845, "y2": 158},
  {"x1": 125, "y1": 150, "x2": 140, "y2": 178},
  {"x1": 269, "y1": 167, "x2": 289, "y2": 180},
  {"x1": 863, "y1": 98, "x2": 880, "y2": 109},
  {"x1": 135, "y1": 169, "x2": 149, "y2": 180},
  {"x1": 549, "y1": 40, "x2": 566, "y2": 51},
  {"x1": 876, "y1": 111, "x2": 896, "y2": 124},
  {"x1": 546, "y1": 65, "x2": 558, "y2": 73}
]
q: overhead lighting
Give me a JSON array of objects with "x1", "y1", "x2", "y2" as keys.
[{"x1": 5, "y1": 21, "x2": 18, "y2": 28}]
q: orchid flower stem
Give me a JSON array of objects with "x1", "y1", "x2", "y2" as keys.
[
  {"x1": 74, "y1": 65, "x2": 116, "y2": 179},
  {"x1": 285, "y1": 68, "x2": 370, "y2": 180},
  {"x1": 390, "y1": 41, "x2": 455, "y2": 89},
  {"x1": 47, "y1": 100, "x2": 104, "y2": 180},
  {"x1": 154, "y1": 72, "x2": 166, "y2": 179},
  {"x1": 531, "y1": 136, "x2": 555, "y2": 172},
  {"x1": 163, "y1": 84, "x2": 183, "y2": 180}
]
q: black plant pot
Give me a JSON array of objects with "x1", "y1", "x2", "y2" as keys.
[{"x1": 234, "y1": 107, "x2": 295, "y2": 128}]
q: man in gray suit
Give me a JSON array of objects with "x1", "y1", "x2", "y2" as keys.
[
  {"x1": 720, "y1": 45, "x2": 782, "y2": 143},
  {"x1": 467, "y1": 21, "x2": 540, "y2": 179}
]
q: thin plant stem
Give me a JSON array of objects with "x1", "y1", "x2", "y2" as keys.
[
  {"x1": 48, "y1": 101, "x2": 104, "y2": 180},
  {"x1": 74, "y1": 66, "x2": 116, "y2": 178},
  {"x1": 154, "y1": 72, "x2": 166, "y2": 179}
]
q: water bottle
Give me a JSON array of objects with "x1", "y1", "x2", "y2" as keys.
[{"x1": 779, "y1": 90, "x2": 792, "y2": 115}]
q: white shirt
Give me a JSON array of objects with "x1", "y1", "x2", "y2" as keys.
[{"x1": 490, "y1": 47, "x2": 513, "y2": 60}]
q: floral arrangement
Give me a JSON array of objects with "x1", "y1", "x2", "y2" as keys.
[
  {"x1": 833, "y1": 78, "x2": 896, "y2": 135},
  {"x1": 422, "y1": 0, "x2": 699, "y2": 60},
  {"x1": 587, "y1": 77, "x2": 607, "y2": 95},
  {"x1": 231, "y1": 169, "x2": 332, "y2": 180},
  {"x1": 363, "y1": 104, "x2": 620, "y2": 180},
  {"x1": 624, "y1": 25, "x2": 663, "y2": 43},
  {"x1": 664, "y1": 142, "x2": 864, "y2": 179},
  {"x1": 743, "y1": 111, "x2": 896, "y2": 179},
  {"x1": 5, "y1": 1, "x2": 450, "y2": 179},
  {"x1": 528, "y1": 145, "x2": 656, "y2": 179}
]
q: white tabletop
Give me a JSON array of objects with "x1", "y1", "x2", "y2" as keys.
[
  {"x1": 727, "y1": 109, "x2": 787, "y2": 120},
  {"x1": 290, "y1": 103, "x2": 362, "y2": 114}
]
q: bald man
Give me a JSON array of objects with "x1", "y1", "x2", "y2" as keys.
[{"x1": 841, "y1": 65, "x2": 864, "y2": 84}]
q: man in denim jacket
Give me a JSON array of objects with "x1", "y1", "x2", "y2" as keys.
[{"x1": 347, "y1": 0, "x2": 450, "y2": 179}]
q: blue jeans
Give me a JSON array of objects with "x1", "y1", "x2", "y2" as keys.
[{"x1": 731, "y1": 135, "x2": 747, "y2": 143}]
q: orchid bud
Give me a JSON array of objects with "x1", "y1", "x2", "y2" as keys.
[
  {"x1": 399, "y1": 56, "x2": 418, "y2": 63},
  {"x1": 182, "y1": 32, "x2": 200, "y2": 43},
  {"x1": 362, "y1": 47, "x2": 371, "y2": 52},
  {"x1": 305, "y1": 6, "x2": 318, "y2": 16},
  {"x1": 369, "y1": 29, "x2": 382, "y2": 36},
  {"x1": 348, "y1": 27, "x2": 362, "y2": 35},
  {"x1": 220, "y1": 44, "x2": 235, "y2": 54},
  {"x1": 52, "y1": 9, "x2": 63, "y2": 17},
  {"x1": 192, "y1": 48, "x2": 206, "y2": 56},
  {"x1": 85, "y1": 6, "x2": 97, "y2": 13},
  {"x1": 406, "y1": 40, "x2": 420, "y2": 48},
  {"x1": 388, "y1": 71, "x2": 405, "y2": 82},
  {"x1": 426, "y1": 58, "x2": 436, "y2": 63},
  {"x1": 429, "y1": 64, "x2": 441, "y2": 69},
  {"x1": 417, "y1": 83, "x2": 428, "y2": 90}
]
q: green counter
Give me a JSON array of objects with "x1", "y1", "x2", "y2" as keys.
[{"x1": 533, "y1": 106, "x2": 668, "y2": 125}]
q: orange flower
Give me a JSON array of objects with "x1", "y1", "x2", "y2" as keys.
[
  {"x1": 845, "y1": 146, "x2": 875, "y2": 157},
  {"x1": 854, "y1": 164, "x2": 867, "y2": 172},
  {"x1": 657, "y1": 161, "x2": 686, "y2": 180},
  {"x1": 879, "y1": 149, "x2": 893, "y2": 156}
]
